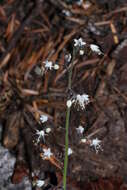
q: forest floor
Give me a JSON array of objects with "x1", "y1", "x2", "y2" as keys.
[{"x1": 0, "y1": 0, "x2": 127, "y2": 189}]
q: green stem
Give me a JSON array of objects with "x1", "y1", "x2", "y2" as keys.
[
  {"x1": 63, "y1": 107, "x2": 71, "y2": 190},
  {"x1": 63, "y1": 48, "x2": 75, "y2": 190}
]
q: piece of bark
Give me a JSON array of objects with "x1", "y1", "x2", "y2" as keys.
[{"x1": 3, "y1": 111, "x2": 20, "y2": 149}]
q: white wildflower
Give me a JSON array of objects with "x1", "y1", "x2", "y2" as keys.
[
  {"x1": 36, "y1": 180, "x2": 45, "y2": 187},
  {"x1": 53, "y1": 64, "x2": 59, "y2": 70},
  {"x1": 43, "y1": 148, "x2": 53, "y2": 159},
  {"x1": 44, "y1": 60, "x2": 53, "y2": 70},
  {"x1": 67, "y1": 94, "x2": 89, "y2": 110},
  {"x1": 36, "y1": 130, "x2": 45, "y2": 143},
  {"x1": 90, "y1": 44, "x2": 103, "y2": 55},
  {"x1": 44, "y1": 60, "x2": 59, "y2": 70},
  {"x1": 75, "y1": 94, "x2": 90, "y2": 110},
  {"x1": 80, "y1": 138, "x2": 87, "y2": 143},
  {"x1": 90, "y1": 138, "x2": 102, "y2": 153},
  {"x1": 79, "y1": 49, "x2": 84, "y2": 55},
  {"x1": 76, "y1": 125, "x2": 84, "y2": 134},
  {"x1": 66, "y1": 100, "x2": 72, "y2": 108},
  {"x1": 46, "y1": 128, "x2": 51, "y2": 133},
  {"x1": 74, "y1": 38, "x2": 86, "y2": 47},
  {"x1": 68, "y1": 148, "x2": 73, "y2": 156},
  {"x1": 65, "y1": 53, "x2": 71, "y2": 62},
  {"x1": 62, "y1": 10, "x2": 71, "y2": 17},
  {"x1": 40, "y1": 115, "x2": 48, "y2": 123}
]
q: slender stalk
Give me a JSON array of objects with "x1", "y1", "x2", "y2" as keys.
[
  {"x1": 63, "y1": 107, "x2": 71, "y2": 190},
  {"x1": 63, "y1": 48, "x2": 75, "y2": 190}
]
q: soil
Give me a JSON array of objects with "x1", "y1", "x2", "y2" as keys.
[{"x1": 0, "y1": 0, "x2": 127, "y2": 189}]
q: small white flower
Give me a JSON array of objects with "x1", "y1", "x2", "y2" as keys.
[
  {"x1": 90, "y1": 138, "x2": 102, "y2": 153},
  {"x1": 44, "y1": 60, "x2": 53, "y2": 70},
  {"x1": 36, "y1": 180, "x2": 45, "y2": 187},
  {"x1": 43, "y1": 148, "x2": 53, "y2": 159},
  {"x1": 75, "y1": 94, "x2": 90, "y2": 110},
  {"x1": 40, "y1": 115, "x2": 48, "y2": 123},
  {"x1": 46, "y1": 128, "x2": 51, "y2": 133},
  {"x1": 79, "y1": 50, "x2": 84, "y2": 55},
  {"x1": 62, "y1": 10, "x2": 71, "y2": 17},
  {"x1": 74, "y1": 38, "x2": 86, "y2": 47},
  {"x1": 76, "y1": 125, "x2": 84, "y2": 134},
  {"x1": 36, "y1": 130, "x2": 45, "y2": 143},
  {"x1": 53, "y1": 64, "x2": 59, "y2": 70},
  {"x1": 67, "y1": 94, "x2": 89, "y2": 110},
  {"x1": 80, "y1": 138, "x2": 87, "y2": 143},
  {"x1": 65, "y1": 53, "x2": 71, "y2": 62},
  {"x1": 43, "y1": 60, "x2": 59, "y2": 71},
  {"x1": 68, "y1": 148, "x2": 73, "y2": 156},
  {"x1": 66, "y1": 100, "x2": 72, "y2": 108},
  {"x1": 90, "y1": 44, "x2": 103, "y2": 55}
]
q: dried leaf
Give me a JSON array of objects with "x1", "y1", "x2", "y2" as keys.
[{"x1": 3, "y1": 112, "x2": 20, "y2": 149}]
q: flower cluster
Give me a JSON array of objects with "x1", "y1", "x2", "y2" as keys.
[
  {"x1": 66, "y1": 93, "x2": 90, "y2": 110},
  {"x1": 35, "y1": 115, "x2": 51, "y2": 143},
  {"x1": 73, "y1": 37, "x2": 103, "y2": 55},
  {"x1": 75, "y1": 94, "x2": 90, "y2": 109}
]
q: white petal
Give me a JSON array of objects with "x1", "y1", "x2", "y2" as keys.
[
  {"x1": 90, "y1": 44, "x2": 102, "y2": 55},
  {"x1": 76, "y1": 125, "x2": 84, "y2": 134},
  {"x1": 36, "y1": 180, "x2": 45, "y2": 187}
]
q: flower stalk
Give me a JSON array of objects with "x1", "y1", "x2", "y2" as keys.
[{"x1": 63, "y1": 47, "x2": 76, "y2": 190}]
